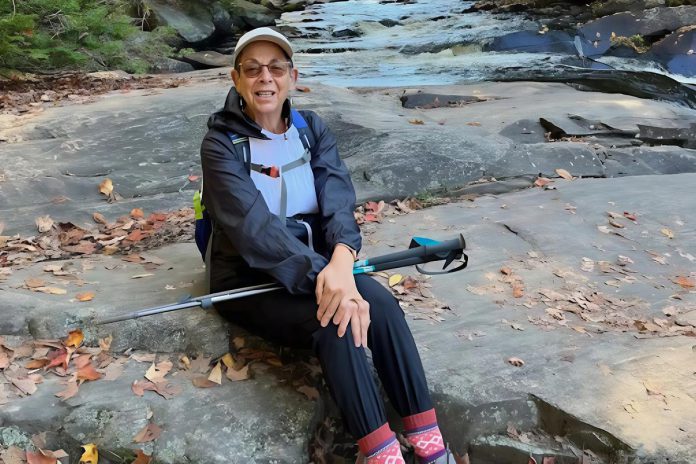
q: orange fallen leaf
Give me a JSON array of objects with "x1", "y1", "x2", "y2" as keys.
[
  {"x1": 295, "y1": 85, "x2": 311, "y2": 93},
  {"x1": 132, "y1": 380, "x2": 157, "y2": 396},
  {"x1": 408, "y1": 119, "x2": 424, "y2": 125},
  {"x1": 534, "y1": 177, "x2": 552, "y2": 187},
  {"x1": 92, "y1": 212, "x2": 108, "y2": 224},
  {"x1": 130, "y1": 208, "x2": 144, "y2": 219},
  {"x1": 555, "y1": 168, "x2": 573, "y2": 180},
  {"x1": 512, "y1": 283, "x2": 524, "y2": 298},
  {"x1": 65, "y1": 329, "x2": 84, "y2": 348},
  {"x1": 75, "y1": 291, "x2": 95, "y2": 302},
  {"x1": 187, "y1": 174, "x2": 200, "y2": 182},
  {"x1": 673, "y1": 276, "x2": 695, "y2": 289},
  {"x1": 192, "y1": 376, "x2": 219, "y2": 388},
  {"x1": 77, "y1": 363, "x2": 102, "y2": 382},
  {"x1": 25, "y1": 359, "x2": 50, "y2": 369},
  {"x1": 98, "y1": 178, "x2": 113, "y2": 196},
  {"x1": 133, "y1": 423, "x2": 162, "y2": 443},
  {"x1": 132, "y1": 449, "x2": 152, "y2": 464}
]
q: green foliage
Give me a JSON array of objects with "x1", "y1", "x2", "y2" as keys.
[{"x1": 0, "y1": 0, "x2": 177, "y2": 73}]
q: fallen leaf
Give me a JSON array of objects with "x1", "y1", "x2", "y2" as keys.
[
  {"x1": 55, "y1": 377, "x2": 79, "y2": 401},
  {"x1": 79, "y1": 443, "x2": 98, "y2": 464},
  {"x1": 187, "y1": 174, "x2": 200, "y2": 182},
  {"x1": 35, "y1": 286, "x2": 68, "y2": 295},
  {"x1": 10, "y1": 376, "x2": 37, "y2": 395},
  {"x1": 26, "y1": 450, "x2": 57, "y2": 464},
  {"x1": 512, "y1": 283, "x2": 524, "y2": 298},
  {"x1": 297, "y1": 385, "x2": 319, "y2": 400},
  {"x1": 225, "y1": 364, "x2": 250, "y2": 382},
  {"x1": 130, "y1": 273, "x2": 154, "y2": 279},
  {"x1": 92, "y1": 212, "x2": 108, "y2": 224},
  {"x1": 132, "y1": 380, "x2": 157, "y2": 396},
  {"x1": 192, "y1": 376, "x2": 219, "y2": 388},
  {"x1": 131, "y1": 449, "x2": 152, "y2": 464},
  {"x1": 77, "y1": 363, "x2": 102, "y2": 382},
  {"x1": 534, "y1": 177, "x2": 552, "y2": 187},
  {"x1": 555, "y1": 168, "x2": 573, "y2": 180},
  {"x1": 65, "y1": 329, "x2": 84, "y2": 348},
  {"x1": 643, "y1": 381, "x2": 663, "y2": 396},
  {"x1": 75, "y1": 291, "x2": 95, "y2": 302},
  {"x1": 220, "y1": 353, "x2": 235, "y2": 369},
  {"x1": 145, "y1": 360, "x2": 172, "y2": 383},
  {"x1": 131, "y1": 353, "x2": 156, "y2": 363},
  {"x1": 35, "y1": 215, "x2": 54, "y2": 233},
  {"x1": 98, "y1": 178, "x2": 113, "y2": 196},
  {"x1": 133, "y1": 423, "x2": 162, "y2": 443},
  {"x1": 208, "y1": 361, "x2": 223, "y2": 384},
  {"x1": 25, "y1": 277, "x2": 46, "y2": 288},
  {"x1": 624, "y1": 212, "x2": 637, "y2": 222},
  {"x1": 25, "y1": 359, "x2": 50, "y2": 369},
  {"x1": 507, "y1": 357, "x2": 525, "y2": 367},
  {"x1": 500, "y1": 267, "x2": 512, "y2": 276},
  {"x1": 295, "y1": 85, "x2": 311, "y2": 93},
  {"x1": 408, "y1": 119, "x2": 424, "y2": 125},
  {"x1": 99, "y1": 335, "x2": 113, "y2": 352},
  {"x1": 130, "y1": 208, "x2": 144, "y2": 219},
  {"x1": 388, "y1": 274, "x2": 403, "y2": 287},
  {"x1": 466, "y1": 121, "x2": 481, "y2": 126},
  {"x1": 673, "y1": 276, "x2": 695, "y2": 289},
  {"x1": 661, "y1": 228, "x2": 674, "y2": 239},
  {"x1": 609, "y1": 219, "x2": 624, "y2": 229}
]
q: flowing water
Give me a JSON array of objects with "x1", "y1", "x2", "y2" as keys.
[{"x1": 278, "y1": 0, "x2": 696, "y2": 88}]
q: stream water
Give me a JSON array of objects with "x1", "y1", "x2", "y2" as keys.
[{"x1": 278, "y1": 0, "x2": 696, "y2": 88}]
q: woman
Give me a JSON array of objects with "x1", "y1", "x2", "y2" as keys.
[{"x1": 200, "y1": 27, "x2": 450, "y2": 464}]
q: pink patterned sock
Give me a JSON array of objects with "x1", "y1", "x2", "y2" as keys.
[
  {"x1": 403, "y1": 409, "x2": 446, "y2": 464},
  {"x1": 357, "y1": 423, "x2": 406, "y2": 464}
]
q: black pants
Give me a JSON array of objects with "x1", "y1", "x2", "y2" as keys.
[{"x1": 215, "y1": 273, "x2": 433, "y2": 438}]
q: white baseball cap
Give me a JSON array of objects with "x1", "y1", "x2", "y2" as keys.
[{"x1": 233, "y1": 27, "x2": 293, "y2": 67}]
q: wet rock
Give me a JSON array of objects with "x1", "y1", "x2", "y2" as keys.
[
  {"x1": 149, "y1": 58, "x2": 195, "y2": 74},
  {"x1": 498, "y1": 119, "x2": 547, "y2": 144},
  {"x1": 637, "y1": 122, "x2": 696, "y2": 148},
  {"x1": 540, "y1": 115, "x2": 637, "y2": 139},
  {"x1": 227, "y1": 0, "x2": 280, "y2": 29},
  {"x1": 143, "y1": 0, "x2": 215, "y2": 43},
  {"x1": 578, "y1": 7, "x2": 696, "y2": 57},
  {"x1": 182, "y1": 51, "x2": 235, "y2": 69},
  {"x1": 650, "y1": 26, "x2": 696, "y2": 77},
  {"x1": 493, "y1": 68, "x2": 696, "y2": 109},
  {"x1": 332, "y1": 27, "x2": 362, "y2": 38},
  {"x1": 379, "y1": 19, "x2": 401, "y2": 27},
  {"x1": 591, "y1": 0, "x2": 666, "y2": 18},
  {"x1": 484, "y1": 30, "x2": 577, "y2": 54},
  {"x1": 400, "y1": 93, "x2": 485, "y2": 109},
  {"x1": 602, "y1": 146, "x2": 696, "y2": 176}
]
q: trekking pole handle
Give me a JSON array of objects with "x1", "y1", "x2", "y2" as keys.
[{"x1": 354, "y1": 234, "x2": 465, "y2": 268}]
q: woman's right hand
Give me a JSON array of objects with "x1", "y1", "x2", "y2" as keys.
[{"x1": 315, "y1": 247, "x2": 370, "y2": 348}]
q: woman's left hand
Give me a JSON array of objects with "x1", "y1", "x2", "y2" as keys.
[{"x1": 315, "y1": 246, "x2": 370, "y2": 348}]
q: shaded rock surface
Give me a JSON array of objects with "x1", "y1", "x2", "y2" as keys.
[
  {"x1": 2, "y1": 74, "x2": 696, "y2": 236},
  {"x1": 2, "y1": 173, "x2": 695, "y2": 462}
]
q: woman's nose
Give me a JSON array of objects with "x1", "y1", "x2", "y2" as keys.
[{"x1": 259, "y1": 65, "x2": 273, "y2": 81}]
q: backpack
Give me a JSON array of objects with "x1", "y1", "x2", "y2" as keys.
[{"x1": 193, "y1": 109, "x2": 315, "y2": 262}]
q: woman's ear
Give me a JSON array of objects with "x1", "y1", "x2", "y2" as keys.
[
  {"x1": 231, "y1": 68, "x2": 239, "y2": 87},
  {"x1": 290, "y1": 68, "x2": 299, "y2": 88}
]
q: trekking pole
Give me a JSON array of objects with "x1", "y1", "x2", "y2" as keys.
[{"x1": 94, "y1": 234, "x2": 467, "y2": 325}]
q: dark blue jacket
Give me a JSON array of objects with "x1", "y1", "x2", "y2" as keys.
[{"x1": 200, "y1": 88, "x2": 361, "y2": 295}]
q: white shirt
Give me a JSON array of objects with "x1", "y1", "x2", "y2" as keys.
[{"x1": 249, "y1": 125, "x2": 319, "y2": 217}]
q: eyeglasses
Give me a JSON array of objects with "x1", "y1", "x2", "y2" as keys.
[{"x1": 238, "y1": 60, "x2": 292, "y2": 78}]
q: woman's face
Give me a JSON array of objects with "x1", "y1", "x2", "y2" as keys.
[{"x1": 231, "y1": 41, "x2": 298, "y2": 123}]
